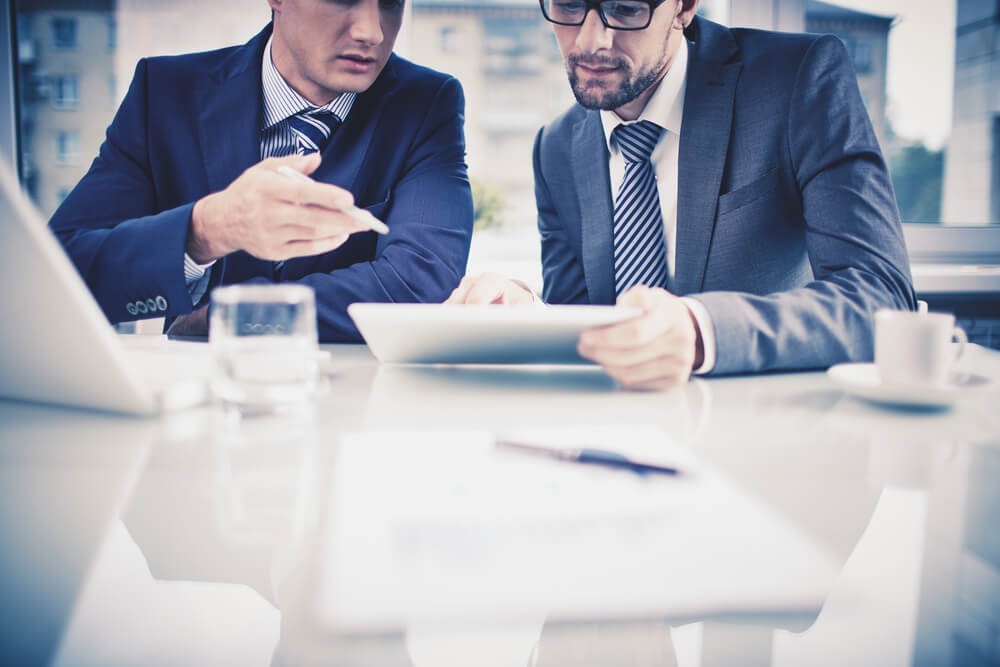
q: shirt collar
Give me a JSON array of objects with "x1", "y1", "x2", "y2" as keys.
[
  {"x1": 600, "y1": 37, "x2": 688, "y2": 150},
  {"x1": 261, "y1": 35, "x2": 357, "y2": 130}
]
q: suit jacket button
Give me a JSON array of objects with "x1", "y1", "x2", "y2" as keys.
[
  {"x1": 126, "y1": 303, "x2": 137, "y2": 316},
  {"x1": 155, "y1": 296, "x2": 168, "y2": 311},
  {"x1": 135, "y1": 301, "x2": 148, "y2": 315}
]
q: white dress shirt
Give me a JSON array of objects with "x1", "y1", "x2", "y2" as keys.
[{"x1": 597, "y1": 39, "x2": 716, "y2": 374}]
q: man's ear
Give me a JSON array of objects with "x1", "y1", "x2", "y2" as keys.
[{"x1": 678, "y1": 0, "x2": 699, "y2": 27}]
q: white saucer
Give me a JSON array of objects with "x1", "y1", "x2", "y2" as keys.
[{"x1": 827, "y1": 363, "x2": 992, "y2": 409}]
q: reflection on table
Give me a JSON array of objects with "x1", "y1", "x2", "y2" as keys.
[{"x1": 0, "y1": 344, "x2": 997, "y2": 666}]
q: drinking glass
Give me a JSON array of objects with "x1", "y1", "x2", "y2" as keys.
[{"x1": 210, "y1": 284, "x2": 319, "y2": 412}]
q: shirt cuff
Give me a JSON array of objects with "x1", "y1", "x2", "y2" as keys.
[
  {"x1": 184, "y1": 252, "x2": 215, "y2": 283},
  {"x1": 681, "y1": 297, "x2": 716, "y2": 375},
  {"x1": 184, "y1": 253, "x2": 216, "y2": 305}
]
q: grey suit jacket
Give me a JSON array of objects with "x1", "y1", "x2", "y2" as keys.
[{"x1": 534, "y1": 16, "x2": 916, "y2": 375}]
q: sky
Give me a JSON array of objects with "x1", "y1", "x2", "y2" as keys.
[{"x1": 819, "y1": 0, "x2": 955, "y2": 149}]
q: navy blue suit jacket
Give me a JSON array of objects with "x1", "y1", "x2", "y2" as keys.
[
  {"x1": 535, "y1": 17, "x2": 916, "y2": 374},
  {"x1": 49, "y1": 26, "x2": 473, "y2": 342}
]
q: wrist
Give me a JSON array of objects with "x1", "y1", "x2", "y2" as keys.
[
  {"x1": 188, "y1": 195, "x2": 227, "y2": 263},
  {"x1": 687, "y1": 306, "x2": 705, "y2": 370}
]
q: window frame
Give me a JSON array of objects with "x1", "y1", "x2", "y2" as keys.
[
  {"x1": 1, "y1": 1, "x2": 18, "y2": 175},
  {"x1": 50, "y1": 73, "x2": 78, "y2": 110}
]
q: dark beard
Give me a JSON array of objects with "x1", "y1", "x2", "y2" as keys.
[{"x1": 567, "y1": 54, "x2": 662, "y2": 110}]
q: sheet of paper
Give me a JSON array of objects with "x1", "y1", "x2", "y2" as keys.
[{"x1": 316, "y1": 428, "x2": 838, "y2": 632}]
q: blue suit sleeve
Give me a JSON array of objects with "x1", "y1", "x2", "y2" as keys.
[
  {"x1": 294, "y1": 76, "x2": 474, "y2": 342},
  {"x1": 48, "y1": 59, "x2": 196, "y2": 326}
]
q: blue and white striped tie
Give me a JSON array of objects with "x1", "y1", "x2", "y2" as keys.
[
  {"x1": 612, "y1": 121, "x2": 669, "y2": 298},
  {"x1": 288, "y1": 109, "x2": 341, "y2": 155},
  {"x1": 275, "y1": 110, "x2": 341, "y2": 273}
]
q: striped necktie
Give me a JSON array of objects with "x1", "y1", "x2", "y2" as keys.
[
  {"x1": 612, "y1": 121, "x2": 669, "y2": 298},
  {"x1": 288, "y1": 109, "x2": 341, "y2": 155},
  {"x1": 274, "y1": 110, "x2": 341, "y2": 274}
]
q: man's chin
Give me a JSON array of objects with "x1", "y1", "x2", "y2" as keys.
[{"x1": 572, "y1": 85, "x2": 622, "y2": 111}]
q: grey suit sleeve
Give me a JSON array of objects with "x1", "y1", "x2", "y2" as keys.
[{"x1": 693, "y1": 35, "x2": 916, "y2": 375}]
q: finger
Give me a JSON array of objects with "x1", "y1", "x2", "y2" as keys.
[
  {"x1": 579, "y1": 312, "x2": 665, "y2": 350},
  {"x1": 602, "y1": 356, "x2": 691, "y2": 391},
  {"x1": 257, "y1": 199, "x2": 365, "y2": 239},
  {"x1": 260, "y1": 152, "x2": 322, "y2": 175},
  {"x1": 578, "y1": 332, "x2": 676, "y2": 367},
  {"x1": 500, "y1": 286, "x2": 534, "y2": 305},
  {"x1": 280, "y1": 234, "x2": 351, "y2": 259},
  {"x1": 465, "y1": 278, "x2": 509, "y2": 305},
  {"x1": 257, "y1": 168, "x2": 356, "y2": 211},
  {"x1": 445, "y1": 276, "x2": 478, "y2": 304}
]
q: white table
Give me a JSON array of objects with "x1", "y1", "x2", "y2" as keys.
[{"x1": 1, "y1": 344, "x2": 998, "y2": 666}]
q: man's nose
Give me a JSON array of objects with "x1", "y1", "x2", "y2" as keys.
[
  {"x1": 575, "y1": 8, "x2": 613, "y2": 53},
  {"x1": 350, "y1": 0, "x2": 384, "y2": 46}
]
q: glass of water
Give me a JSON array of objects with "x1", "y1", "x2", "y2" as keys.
[{"x1": 210, "y1": 284, "x2": 319, "y2": 412}]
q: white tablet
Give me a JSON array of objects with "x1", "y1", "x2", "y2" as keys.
[{"x1": 348, "y1": 303, "x2": 642, "y2": 365}]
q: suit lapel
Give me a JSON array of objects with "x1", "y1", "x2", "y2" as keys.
[
  {"x1": 196, "y1": 27, "x2": 267, "y2": 196},
  {"x1": 572, "y1": 112, "x2": 615, "y2": 305},
  {"x1": 674, "y1": 19, "x2": 741, "y2": 295},
  {"x1": 309, "y1": 55, "x2": 399, "y2": 192}
]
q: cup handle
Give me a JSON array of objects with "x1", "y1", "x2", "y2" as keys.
[{"x1": 952, "y1": 326, "x2": 967, "y2": 361}]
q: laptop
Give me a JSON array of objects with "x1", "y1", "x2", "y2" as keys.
[
  {"x1": 348, "y1": 302, "x2": 642, "y2": 365},
  {"x1": 0, "y1": 161, "x2": 210, "y2": 415}
]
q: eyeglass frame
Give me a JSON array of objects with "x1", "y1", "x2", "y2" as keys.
[{"x1": 538, "y1": 0, "x2": 670, "y2": 32}]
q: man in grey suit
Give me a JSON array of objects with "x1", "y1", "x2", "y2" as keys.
[{"x1": 448, "y1": 0, "x2": 915, "y2": 389}]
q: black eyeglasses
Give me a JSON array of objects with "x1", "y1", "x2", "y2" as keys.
[{"x1": 539, "y1": 0, "x2": 668, "y2": 31}]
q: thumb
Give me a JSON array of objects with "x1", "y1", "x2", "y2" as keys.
[
  {"x1": 283, "y1": 152, "x2": 322, "y2": 175},
  {"x1": 615, "y1": 286, "x2": 652, "y2": 309}
]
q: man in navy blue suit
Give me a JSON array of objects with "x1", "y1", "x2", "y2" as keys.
[
  {"x1": 49, "y1": 0, "x2": 473, "y2": 341},
  {"x1": 449, "y1": 0, "x2": 915, "y2": 389}
]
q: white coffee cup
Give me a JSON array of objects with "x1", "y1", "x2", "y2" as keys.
[{"x1": 874, "y1": 309, "x2": 967, "y2": 388}]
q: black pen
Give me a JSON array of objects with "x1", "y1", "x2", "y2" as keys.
[{"x1": 495, "y1": 439, "x2": 681, "y2": 476}]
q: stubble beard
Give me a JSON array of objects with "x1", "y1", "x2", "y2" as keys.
[{"x1": 567, "y1": 54, "x2": 663, "y2": 111}]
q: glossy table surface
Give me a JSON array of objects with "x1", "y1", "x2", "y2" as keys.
[{"x1": 1, "y1": 342, "x2": 998, "y2": 667}]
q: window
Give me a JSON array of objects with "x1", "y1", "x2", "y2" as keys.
[
  {"x1": 440, "y1": 26, "x2": 458, "y2": 53},
  {"x1": 51, "y1": 17, "x2": 77, "y2": 49},
  {"x1": 852, "y1": 40, "x2": 873, "y2": 73},
  {"x1": 55, "y1": 131, "x2": 79, "y2": 164},
  {"x1": 4, "y1": 0, "x2": 998, "y2": 294},
  {"x1": 52, "y1": 74, "x2": 78, "y2": 109}
]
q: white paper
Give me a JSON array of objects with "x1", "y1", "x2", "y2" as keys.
[{"x1": 317, "y1": 428, "x2": 838, "y2": 632}]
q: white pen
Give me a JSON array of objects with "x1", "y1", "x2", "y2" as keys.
[{"x1": 277, "y1": 165, "x2": 389, "y2": 235}]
